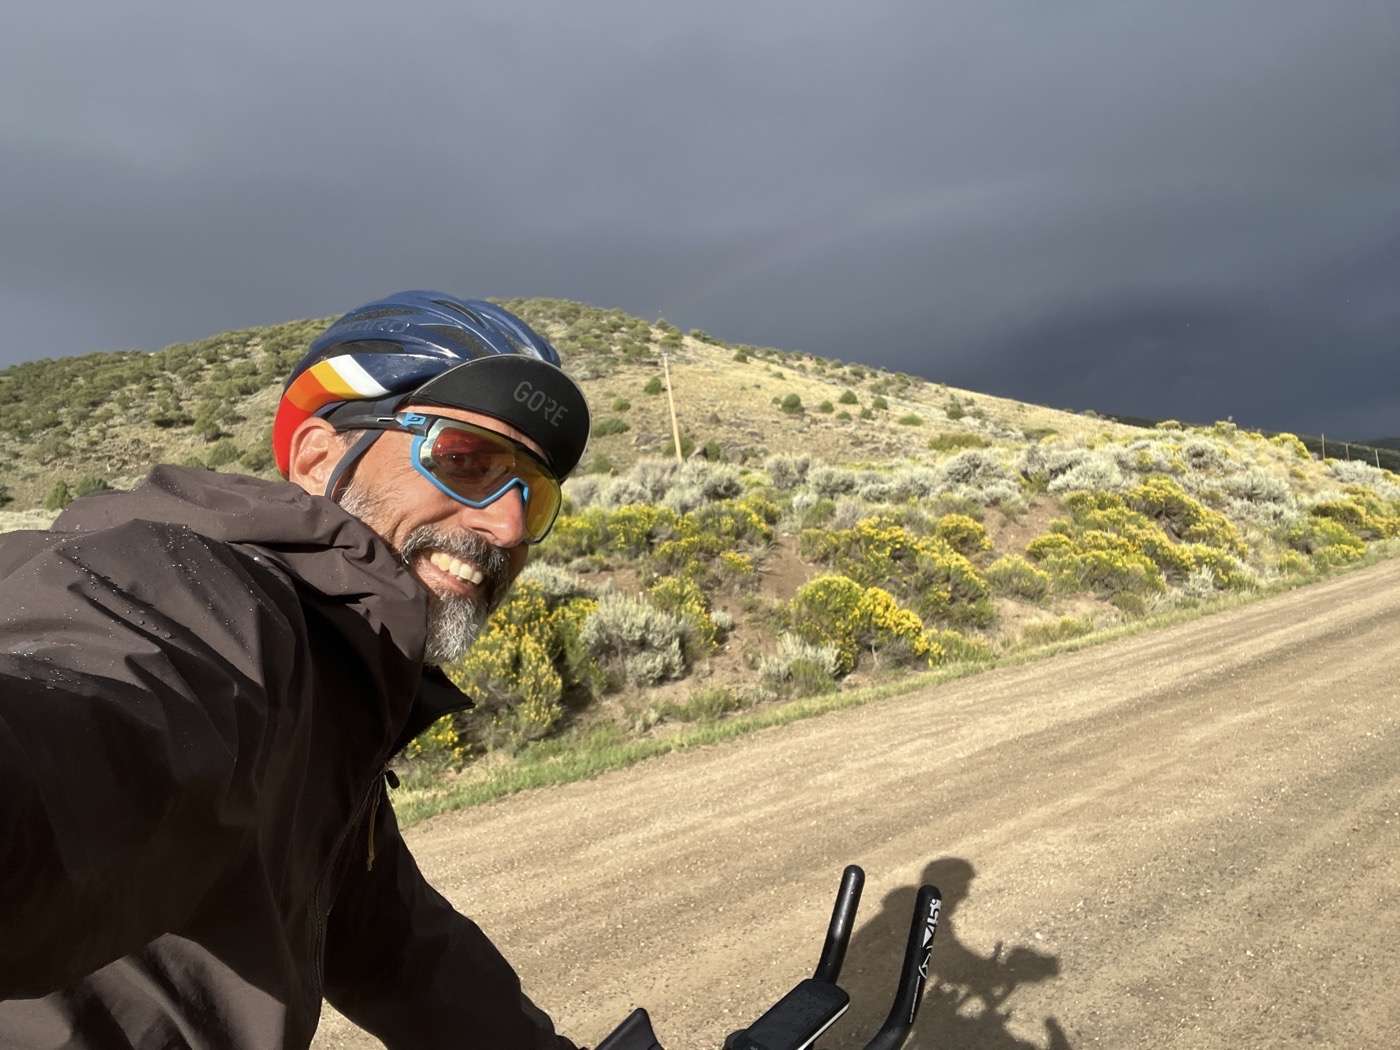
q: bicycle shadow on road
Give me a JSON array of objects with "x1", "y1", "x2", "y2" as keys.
[{"x1": 828, "y1": 857, "x2": 1071, "y2": 1050}]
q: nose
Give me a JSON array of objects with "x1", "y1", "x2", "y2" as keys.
[{"x1": 456, "y1": 483, "x2": 530, "y2": 548}]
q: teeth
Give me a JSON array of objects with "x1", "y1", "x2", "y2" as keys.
[{"x1": 427, "y1": 551, "x2": 484, "y2": 585}]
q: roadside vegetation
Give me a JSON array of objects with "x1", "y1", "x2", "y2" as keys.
[{"x1": 3, "y1": 298, "x2": 1399, "y2": 821}]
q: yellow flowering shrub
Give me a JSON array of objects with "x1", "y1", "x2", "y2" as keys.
[
  {"x1": 1063, "y1": 492, "x2": 1196, "y2": 579},
  {"x1": 1311, "y1": 492, "x2": 1397, "y2": 540},
  {"x1": 452, "y1": 627, "x2": 563, "y2": 750},
  {"x1": 933, "y1": 514, "x2": 991, "y2": 556},
  {"x1": 405, "y1": 714, "x2": 469, "y2": 764},
  {"x1": 1181, "y1": 544, "x2": 1251, "y2": 590},
  {"x1": 911, "y1": 543, "x2": 995, "y2": 626},
  {"x1": 1270, "y1": 432, "x2": 1312, "y2": 460},
  {"x1": 647, "y1": 576, "x2": 719, "y2": 651},
  {"x1": 789, "y1": 574, "x2": 938, "y2": 673},
  {"x1": 1284, "y1": 517, "x2": 1365, "y2": 565},
  {"x1": 1060, "y1": 530, "x2": 1166, "y2": 595},
  {"x1": 539, "y1": 504, "x2": 678, "y2": 562},
  {"x1": 432, "y1": 584, "x2": 603, "y2": 755},
  {"x1": 541, "y1": 509, "x2": 606, "y2": 561},
  {"x1": 800, "y1": 516, "x2": 993, "y2": 627},
  {"x1": 650, "y1": 497, "x2": 775, "y2": 581},
  {"x1": 719, "y1": 551, "x2": 756, "y2": 579},
  {"x1": 985, "y1": 555, "x2": 1051, "y2": 600},
  {"x1": 1026, "y1": 532, "x2": 1076, "y2": 562},
  {"x1": 606, "y1": 504, "x2": 678, "y2": 555},
  {"x1": 1128, "y1": 476, "x2": 1246, "y2": 555}
]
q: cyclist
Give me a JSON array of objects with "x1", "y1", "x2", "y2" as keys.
[{"x1": 0, "y1": 292, "x2": 591, "y2": 1049}]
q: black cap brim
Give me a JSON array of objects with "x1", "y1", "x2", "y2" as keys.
[{"x1": 409, "y1": 355, "x2": 591, "y2": 477}]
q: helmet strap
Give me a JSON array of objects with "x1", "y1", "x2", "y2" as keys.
[{"x1": 324, "y1": 429, "x2": 383, "y2": 504}]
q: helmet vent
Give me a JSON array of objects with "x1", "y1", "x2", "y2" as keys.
[
  {"x1": 432, "y1": 299, "x2": 487, "y2": 326},
  {"x1": 420, "y1": 324, "x2": 493, "y2": 359}
]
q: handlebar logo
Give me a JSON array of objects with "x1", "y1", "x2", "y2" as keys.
[{"x1": 918, "y1": 897, "x2": 941, "y2": 980}]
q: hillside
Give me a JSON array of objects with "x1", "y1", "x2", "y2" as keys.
[
  {"x1": 0, "y1": 299, "x2": 1140, "y2": 509},
  {"x1": 2, "y1": 299, "x2": 1398, "y2": 796}
]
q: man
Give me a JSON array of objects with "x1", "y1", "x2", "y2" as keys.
[{"x1": 0, "y1": 292, "x2": 591, "y2": 1048}]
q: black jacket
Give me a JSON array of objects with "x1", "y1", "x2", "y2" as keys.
[{"x1": 0, "y1": 466, "x2": 578, "y2": 1049}]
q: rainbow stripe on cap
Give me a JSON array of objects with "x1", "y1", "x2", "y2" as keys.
[{"x1": 272, "y1": 355, "x2": 392, "y2": 476}]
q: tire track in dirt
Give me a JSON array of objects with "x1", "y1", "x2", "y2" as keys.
[{"x1": 314, "y1": 560, "x2": 1400, "y2": 1050}]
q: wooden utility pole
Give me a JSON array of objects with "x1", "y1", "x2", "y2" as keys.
[
  {"x1": 662, "y1": 349, "x2": 683, "y2": 464},
  {"x1": 1321, "y1": 433, "x2": 1326, "y2": 460},
  {"x1": 1377, "y1": 449, "x2": 1382, "y2": 469}
]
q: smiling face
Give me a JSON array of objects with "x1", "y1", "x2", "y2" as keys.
[{"x1": 287, "y1": 403, "x2": 543, "y2": 664}]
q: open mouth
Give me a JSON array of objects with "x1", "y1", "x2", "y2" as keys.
[{"x1": 415, "y1": 549, "x2": 487, "y2": 597}]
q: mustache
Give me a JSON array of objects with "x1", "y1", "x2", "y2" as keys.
[{"x1": 397, "y1": 525, "x2": 512, "y2": 610}]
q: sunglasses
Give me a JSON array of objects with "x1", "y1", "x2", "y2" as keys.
[{"x1": 351, "y1": 411, "x2": 563, "y2": 543}]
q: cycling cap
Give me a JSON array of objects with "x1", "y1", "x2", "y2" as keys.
[{"x1": 272, "y1": 291, "x2": 590, "y2": 483}]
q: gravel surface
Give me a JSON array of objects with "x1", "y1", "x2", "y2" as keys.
[{"x1": 315, "y1": 560, "x2": 1400, "y2": 1049}]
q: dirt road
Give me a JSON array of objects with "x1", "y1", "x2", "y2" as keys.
[{"x1": 315, "y1": 561, "x2": 1400, "y2": 1049}]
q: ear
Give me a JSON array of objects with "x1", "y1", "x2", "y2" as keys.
[{"x1": 287, "y1": 418, "x2": 342, "y2": 496}]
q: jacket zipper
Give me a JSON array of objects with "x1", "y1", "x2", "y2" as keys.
[{"x1": 310, "y1": 775, "x2": 381, "y2": 991}]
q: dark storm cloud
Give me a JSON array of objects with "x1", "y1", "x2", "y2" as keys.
[{"x1": 2, "y1": 0, "x2": 1398, "y2": 436}]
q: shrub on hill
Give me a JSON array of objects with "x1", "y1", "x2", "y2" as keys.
[
  {"x1": 1043, "y1": 530, "x2": 1166, "y2": 598},
  {"x1": 1221, "y1": 467, "x2": 1297, "y2": 526},
  {"x1": 43, "y1": 480, "x2": 72, "y2": 511},
  {"x1": 986, "y1": 555, "x2": 1051, "y2": 600},
  {"x1": 647, "y1": 575, "x2": 721, "y2": 651},
  {"x1": 1046, "y1": 452, "x2": 1127, "y2": 494},
  {"x1": 1329, "y1": 460, "x2": 1400, "y2": 499},
  {"x1": 442, "y1": 582, "x2": 601, "y2": 753},
  {"x1": 1128, "y1": 476, "x2": 1245, "y2": 554},
  {"x1": 928, "y1": 432, "x2": 990, "y2": 453},
  {"x1": 580, "y1": 592, "x2": 695, "y2": 689},
  {"x1": 933, "y1": 514, "x2": 991, "y2": 556},
  {"x1": 74, "y1": 475, "x2": 110, "y2": 498},
  {"x1": 1180, "y1": 438, "x2": 1231, "y2": 472},
  {"x1": 938, "y1": 450, "x2": 1020, "y2": 506},
  {"x1": 788, "y1": 575, "x2": 938, "y2": 674},
  {"x1": 808, "y1": 464, "x2": 862, "y2": 497},
  {"x1": 758, "y1": 633, "x2": 842, "y2": 699},
  {"x1": 1283, "y1": 516, "x2": 1365, "y2": 567},
  {"x1": 800, "y1": 516, "x2": 993, "y2": 627},
  {"x1": 592, "y1": 417, "x2": 630, "y2": 437},
  {"x1": 1308, "y1": 496, "x2": 1395, "y2": 540},
  {"x1": 764, "y1": 454, "x2": 810, "y2": 490},
  {"x1": 1270, "y1": 432, "x2": 1312, "y2": 460}
]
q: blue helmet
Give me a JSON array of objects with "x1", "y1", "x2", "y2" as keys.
[{"x1": 274, "y1": 291, "x2": 590, "y2": 485}]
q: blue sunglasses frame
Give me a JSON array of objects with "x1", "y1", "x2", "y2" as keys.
[{"x1": 334, "y1": 410, "x2": 563, "y2": 542}]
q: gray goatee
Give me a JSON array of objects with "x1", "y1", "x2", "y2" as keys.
[{"x1": 339, "y1": 481, "x2": 513, "y2": 665}]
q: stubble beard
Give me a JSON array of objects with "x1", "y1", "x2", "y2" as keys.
[{"x1": 339, "y1": 481, "x2": 514, "y2": 666}]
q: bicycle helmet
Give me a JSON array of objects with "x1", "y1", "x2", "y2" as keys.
[{"x1": 272, "y1": 292, "x2": 590, "y2": 498}]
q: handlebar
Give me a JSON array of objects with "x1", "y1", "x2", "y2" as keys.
[{"x1": 596, "y1": 865, "x2": 941, "y2": 1050}]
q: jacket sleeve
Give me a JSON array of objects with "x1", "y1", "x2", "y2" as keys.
[
  {"x1": 0, "y1": 522, "x2": 304, "y2": 997},
  {"x1": 322, "y1": 789, "x2": 582, "y2": 1050}
]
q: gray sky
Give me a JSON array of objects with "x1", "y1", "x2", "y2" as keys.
[{"x1": 3, "y1": 0, "x2": 1398, "y2": 437}]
